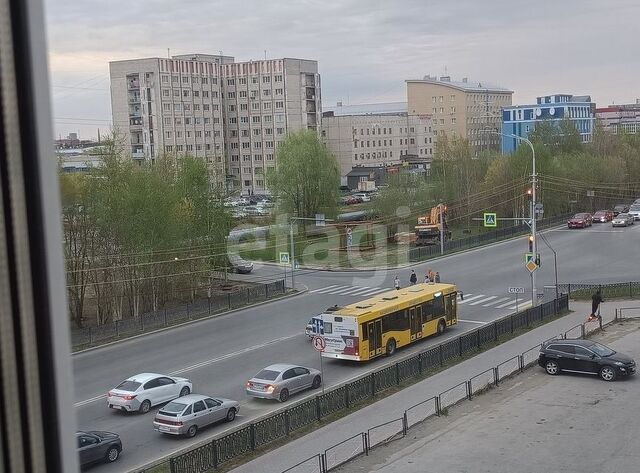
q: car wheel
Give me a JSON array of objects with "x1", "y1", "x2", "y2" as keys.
[
  {"x1": 279, "y1": 389, "x2": 290, "y2": 402},
  {"x1": 545, "y1": 360, "x2": 559, "y2": 375},
  {"x1": 139, "y1": 400, "x2": 151, "y2": 414},
  {"x1": 599, "y1": 366, "x2": 616, "y2": 382},
  {"x1": 437, "y1": 319, "x2": 446, "y2": 336},
  {"x1": 186, "y1": 425, "x2": 198, "y2": 438},
  {"x1": 105, "y1": 446, "x2": 120, "y2": 463},
  {"x1": 179, "y1": 386, "x2": 190, "y2": 397},
  {"x1": 312, "y1": 375, "x2": 322, "y2": 389},
  {"x1": 226, "y1": 408, "x2": 237, "y2": 422},
  {"x1": 385, "y1": 338, "x2": 396, "y2": 356}
]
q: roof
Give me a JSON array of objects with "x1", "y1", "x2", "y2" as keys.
[
  {"x1": 346, "y1": 167, "x2": 383, "y2": 177},
  {"x1": 543, "y1": 338, "x2": 595, "y2": 347},
  {"x1": 331, "y1": 283, "x2": 456, "y2": 317},
  {"x1": 324, "y1": 102, "x2": 408, "y2": 116},
  {"x1": 125, "y1": 373, "x2": 165, "y2": 382},
  {"x1": 170, "y1": 393, "x2": 210, "y2": 402},
  {"x1": 406, "y1": 76, "x2": 512, "y2": 93},
  {"x1": 259, "y1": 363, "x2": 301, "y2": 372}
]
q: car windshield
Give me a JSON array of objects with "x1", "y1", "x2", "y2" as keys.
[
  {"x1": 115, "y1": 380, "x2": 141, "y2": 392},
  {"x1": 254, "y1": 369, "x2": 280, "y2": 380},
  {"x1": 588, "y1": 342, "x2": 615, "y2": 357},
  {"x1": 162, "y1": 401, "x2": 188, "y2": 413},
  {"x1": 574, "y1": 214, "x2": 587, "y2": 218},
  {"x1": 617, "y1": 214, "x2": 629, "y2": 218}
]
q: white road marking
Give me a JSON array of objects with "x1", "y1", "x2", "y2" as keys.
[
  {"x1": 468, "y1": 296, "x2": 498, "y2": 306},
  {"x1": 330, "y1": 286, "x2": 371, "y2": 295},
  {"x1": 495, "y1": 299, "x2": 518, "y2": 308},
  {"x1": 506, "y1": 301, "x2": 533, "y2": 311},
  {"x1": 352, "y1": 287, "x2": 389, "y2": 297},
  {"x1": 485, "y1": 297, "x2": 511, "y2": 307},
  {"x1": 309, "y1": 284, "x2": 341, "y2": 293},
  {"x1": 458, "y1": 319, "x2": 487, "y2": 325},
  {"x1": 74, "y1": 333, "x2": 299, "y2": 408},
  {"x1": 458, "y1": 294, "x2": 486, "y2": 304}
]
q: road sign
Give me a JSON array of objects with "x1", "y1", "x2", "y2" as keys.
[
  {"x1": 508, "y1": 287, "x2": 525, "y2": 294},
  {"x1": 315, "y1": 213, "x2": 326, "y2": 227},
  {"x1": 483, "y1": 213, "x2": 497, "y2": 227},
  {"x1": 279, "y1": 252, "x2": 290, "y2": 265},
  {"x1": 524, "y1": 252, "x2": 534, "y2": 264},
  {"x1": 312, "y1": 336, "x2": 326, "y2": 352},
  {"x1": 526, "y1": 260, "x2": 538, "y2": 273}
]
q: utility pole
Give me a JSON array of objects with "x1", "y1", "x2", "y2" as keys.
[
  {"x1": 289, "y1": 222, "x2": 295, "y2": 290},
  {"x1": 439, "y1": 204, "x2": 444, "y2": 255}
]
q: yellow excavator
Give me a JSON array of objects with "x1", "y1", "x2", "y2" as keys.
[{"x1": 413, "y1": 203, "x2": 451, "y2": 246}]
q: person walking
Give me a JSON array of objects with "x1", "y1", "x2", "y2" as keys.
[
  {"x1": 394, "y1": 276, "x2": 401, "y2": 290},
  {"x1": 434, "y1": 271, "x2": 441, "y2": 283},
  {"x1": 589, "y1": 289, "x2": 603, "y2": 321},
  {"x1": 427, "y1": 269, "x2": 435, "y2": 283},
  {"x1": 409, "y1": 270, "x2": 417, "y2": 286}
]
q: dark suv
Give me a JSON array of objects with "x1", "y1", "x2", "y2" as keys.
[{"x1": 539, "y1": 339, "x2": 635, "y2": 381}]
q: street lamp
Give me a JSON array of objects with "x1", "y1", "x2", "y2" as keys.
[{"x1": 482, "y1": 130, "x2": 538, "y2": 307}]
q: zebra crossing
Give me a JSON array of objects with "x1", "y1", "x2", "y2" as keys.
[{"x1": 309, "y1": 285, "x2": 532, "y2": 311}]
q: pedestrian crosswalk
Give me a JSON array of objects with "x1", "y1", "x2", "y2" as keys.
[
  {"x1": 309, "y1": 285, "x2": 391, "y2": 297},
  {"x1": 458, "y1": 293, "x2": 532, "y2": 311}
]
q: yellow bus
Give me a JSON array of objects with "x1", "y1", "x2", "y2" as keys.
[{"x1": 314, "y1": 283, "x2": 458, "y2": 361}]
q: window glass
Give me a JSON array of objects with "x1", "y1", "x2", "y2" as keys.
[
  {"x1": 143, "y1": 378, "x2": 160, "y2": 389},
  {"x1": 183, "y1": 405, "x2": 192, "y2": 415},
  {"x1": 115, "y1": 380, "x2": 141, "y2": 391},
  {"x1": 382, "y1": 310, "x2": 408, "y2": 332},
  {"x1": 293, "y1": 367, "x2": 309, "y2": 376},
  {"x1": 157, "y1": 377, "x2": 175, "y2": 386},
  {"x1": 574, "y1": 346, "x2": 592, "y2": 357},
  {"x1": 282, "y1": 369, "x2": 296, "y2": 380},
  {"x1": 193, "y1": 401, "x2": 206, "y2": 413},
  {"x1": 204, "y1": 398, "x2": 219, "y2": 408},
  {"x1": 255, "y1": 369, "x2": 279, "y2": 380}
]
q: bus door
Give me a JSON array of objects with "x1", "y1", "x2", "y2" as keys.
[
  {"x1": 367, "y1": 320, "x2": 383, "y2": 358},
  {"x1": 445, "y1": 293, "x2": 457, "y2": 323},
  {"x1": 409, "y1": 307, "x2": 421, "y2": 340}
]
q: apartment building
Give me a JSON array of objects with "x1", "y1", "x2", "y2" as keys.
[
  {"x1": 502, "y1": 94, "x2": 596, "y2": 153},
  {"x1": 596, "y1": 100, "x2": 640, "y2": 135},
  {"x1": 110, "y1": 54, "x2": 321, "y2": 194},
  {"x1": 406, "y1": 76, "x2": 513, "y2": 153},
  {"x1": 321, "y1": 102, "x2": 434, "y2": 178}
]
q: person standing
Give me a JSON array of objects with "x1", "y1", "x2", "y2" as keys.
[
  {"x1": 394, "y1": 276, "x2": 400, "y2": 290},
  {"x1": 409, "y1": 270, "x2": 417, "y2": 285},
  {"x1": 434, "y1": 271, "x2": 441, "y2": 283},
  {"x1": 590, "y1": 289, "x2": 603, "y2": 321},
  {"x1": 424, "y1": 273, "x2": 429, "y2": 284},
  {"x1": 428, "y1": 269, "x2": 435, "y2": 283}
]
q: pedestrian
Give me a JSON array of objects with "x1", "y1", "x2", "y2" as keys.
[
  {"x1": 394, "y1": 276, "x2": 400, "y2": 290},
  {"x1": 590, "y1": 289, "x2": 603, "y2": 321},
  {"x1": 428, "y1": 269, "x2": 435, "y2": 283},
  {"x1": 434, "y1": 271, "x2": 441, "y2": 283},
  {"x1": 424, "y1": 273, "x2": 429, "y2": 284},
  {"x1": 409, "y1": 270, "x2": 417, "y2": 286},
  {"x1": 459, "y1": 290, "x2": 464, "y2": 301}
]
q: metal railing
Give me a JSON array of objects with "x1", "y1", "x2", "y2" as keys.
[
  {"x1": 71, "y1": 280, "x2": 285, "y2": 350},
  {"x1": 135, "y1": 295, "x2": 569, "y2": 473},
  {"x1": 559, "y1": 281, "x2": 640, "y2": 300}
]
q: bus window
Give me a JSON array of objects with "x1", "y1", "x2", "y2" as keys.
[
  {"x1": 433, "y1": 296, "x2": 445, "y2": 318},
  {"x1": 422, "y1": 301, "x2": 433, "y2": 322},
  {"x1": 361, "y1": 323, "x2": 369, "y2": 340},
  {"x1": 323, "y1": 322, "x2": 333, "y2": 334},
  {"x1": 382, "y1": 310, "x2": 408, "y2": 332}
]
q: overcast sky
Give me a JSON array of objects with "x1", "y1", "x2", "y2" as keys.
[{"x1": 46, "y1": 0, "x2": 639, "y2": 140}]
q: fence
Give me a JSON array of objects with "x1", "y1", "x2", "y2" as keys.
[
  {"x1": 558, "y1": 281, "x2": 640, "y2": 300},
  {"x1": 70, "y1": 280, "x2": 285, "y2": 350},
  {"x1": 409, "y1": 213, "x2": 572, "y2": 262},
  {"x1": 135, "y1": 295, "x2": 568, "y2": 473}
]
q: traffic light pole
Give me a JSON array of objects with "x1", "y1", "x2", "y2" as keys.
[{"x1": 522, "y1": 137, "x2": 537, "y2": 307}]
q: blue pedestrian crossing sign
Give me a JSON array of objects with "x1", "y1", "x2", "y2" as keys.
[
  {"x1": 279, "y1": 252, "x2": 290, "y2": 265},
  {"x1": 483, "y1": 213, "x2": 497, "y2": 227}
]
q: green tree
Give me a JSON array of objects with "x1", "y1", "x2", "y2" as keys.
[{"x1": 267, "y1": 130, "x2": 340, "y2": 219}]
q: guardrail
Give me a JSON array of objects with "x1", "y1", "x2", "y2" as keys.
[
  {"x1": 135, "y1": 295, "x2": 569, "y2": 473},
  {"x1": 615, "y1": 306, "x2": 640, "y2": 321},
  {"x1": 558, "y1": 281, "x2": 640, "y2": 300},
  {"x1": 71, "y1": 280, "x2": 286, "y2": 350},
  {"x1": 409, "y1": 213, "x2": 572, "y2": 262}
]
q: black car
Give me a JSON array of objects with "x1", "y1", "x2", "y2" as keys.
[
  {"x1": 538, "y1": 339, "x2": 635, "y2": 381},
  {"x1": 613, "y1": 204, "x2": 629, "y2": 216},
  {"x1": 77, "y1": 431, "x2": 122, "y2": 467}
]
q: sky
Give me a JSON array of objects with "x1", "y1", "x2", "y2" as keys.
[{"x1": 46, "y1": 0, "x2": 640, "y2": 140}]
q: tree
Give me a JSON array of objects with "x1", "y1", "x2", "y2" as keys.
[{"x1": 267, "y1": 130, "x2": 340, "y2": 219}]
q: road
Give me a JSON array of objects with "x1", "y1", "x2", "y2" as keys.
[{"x1": 73, "y1": 222, "x2": 640, "y2": 471}]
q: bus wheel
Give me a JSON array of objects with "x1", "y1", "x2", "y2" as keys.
[
  {"x1": 437, "y1": 320, "x2": 446, "y2": 336},
  {"x1": 385, "y1": 339, "x2": 396, "y2": 356}
]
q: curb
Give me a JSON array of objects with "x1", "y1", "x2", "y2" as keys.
[{"x1": 72, "y1": 286, "x2": 308, "y2": 356}]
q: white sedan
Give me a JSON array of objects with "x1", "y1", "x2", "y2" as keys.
[{"x1": 107, "y1": 373, "x2": 192, "y2": 414}]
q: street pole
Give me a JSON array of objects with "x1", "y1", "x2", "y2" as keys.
[
  {"x1": 526, "y1": 137, "x2": 537, "y2": 307},
  {"x1": 289, "y1": 221, "x2": 295, "y2": 290},
  {"x1": 439, "y1": 204, "x2": 444, "y2": 256}
]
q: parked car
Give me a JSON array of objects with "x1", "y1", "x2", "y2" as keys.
[
  {"x1": 77, "y1": 431, "x2": 122, "y2": 467},
  {"x1": 352, "y1": 193, "x2": 371, "y2": 202},
  {"x1": 107, "y1": 373, "x2": 192, "y2": 413},
  {"x1": 229, "y1": 254, "x2": 253, "y2": 274},
  {"x1": 613, "y1": 204, "x2": 629, "y2": 216},
  {"x1": 628, "y1": 205, "x2": 640, "y2": 220},
  {"x1": 539, "y1": 339, "x2": 635, "y2": 381},
  {"x1": 153, "y1": 394, "x2": 239, "y2": 438},
  {"x1": 612, "y1": 213, "x2": 635, "y2": 227},
  {"x1": 246, "y1": 364, "x2": 322, "y2": 402},
  {"x1": 567, "y1": 213, "x2": 593, "y2": 228},
  {"x1": 592, "y1": 209, "x2": 614, "y2": 223}
]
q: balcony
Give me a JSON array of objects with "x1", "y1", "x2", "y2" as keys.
[
  {"x1": 128, "y1": 79, "x2": 140, "y2": 90},
  {"x1": 131, "y1": 147, "x2": 145, "y2": 159},
  {"x1": 129, "y1": 117, "x2": 142, "y2": 127},
  {"x1": 306, "y1": 102, "x2": 316, "y2": 113},
  {"x1": 128, "y1": 94, "x2": 141, "y2": 103}
]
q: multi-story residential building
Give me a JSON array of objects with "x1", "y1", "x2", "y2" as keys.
[
  {"x1": 596, "y1": 100, "x2": 640, "y2": 134},
  {"x1": 406, "y1": 76, "x2": 513, "y2": 153},
  {"x1": 501, "y1": 94, "x2": 596, "y2": 154},
  {"x1": 321, "y1": 102, "x2": 434, "y2": 181},
  {"x1": 110, "y1": 54, "x2": 320, "y2": 194}
]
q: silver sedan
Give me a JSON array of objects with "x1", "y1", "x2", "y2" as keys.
[
  {"x1": 246, "y1": 363, "x2": 322, "y2": 402},
  {"x1": 612, "y1": 213, "x2": 635, "y2": 227},
  {"x1": 153, "y1": 394, "x2": 239, "y2": 438}
]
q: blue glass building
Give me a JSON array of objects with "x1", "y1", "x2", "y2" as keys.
[{"x1": 501, "y1": 94, "x2": 595, "y2": 154}]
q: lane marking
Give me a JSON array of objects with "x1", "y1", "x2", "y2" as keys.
[
  {"x1": 458, "y1": 319, "x2": 487, "y2": 325},
  {"x1": 74, "y1": 333, "x2": 299, "y2": 408},
  {"x1": 506, "y1": 301, "x2": 533, "y2": 311},
  {"x1": 309, "y1": 284, "x2": 341, "y2": 293},
  {"x1": 495, "y1": 299, "x2": 518, "y2": 308},
  {"x1": 330, "y1": 286, "x2": 371, "y2": 295},
  {"x1": 458, "y1": 294, "x2": 486, "y2": 304},
  {"x1": 468, "y1": 296, "x2": 498, "y2": 306},
  {"x1": 352, "y1": 287, "x2": 388, "y2": 297},
  {"x1": 485, "y1": 297, "x2": 511, "y2": 307}
]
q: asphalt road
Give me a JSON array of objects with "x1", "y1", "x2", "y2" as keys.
[{"x1": 74, "y1": 222, "x2": 640, "y2": 472}]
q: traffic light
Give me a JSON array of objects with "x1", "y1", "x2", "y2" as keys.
[
  {"x1": 526, "y1": 188, "x2": 533, "y2": 199},
  {"x1": 528, "y1": 234, "x2": 534, "y2": 253}
]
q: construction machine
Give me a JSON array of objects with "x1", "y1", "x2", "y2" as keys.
[{"x1": 413, "y1": 203, "x2": 451, "y2": 246}]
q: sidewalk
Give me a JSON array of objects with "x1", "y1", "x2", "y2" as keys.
[{"x1": 230, "y1": 300, "x2": 633, "y2": 473}]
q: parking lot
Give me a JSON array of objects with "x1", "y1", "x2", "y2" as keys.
[{"x1": 342, "y1": 320, "x2": 640, "y2": 473}]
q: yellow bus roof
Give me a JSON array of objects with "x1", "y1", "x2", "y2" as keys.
[{"x1": 331, "y1": 283, "x2": 457, "y2": 319}]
